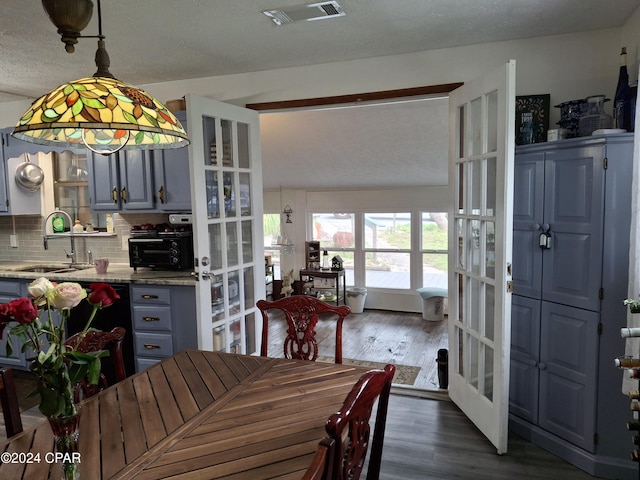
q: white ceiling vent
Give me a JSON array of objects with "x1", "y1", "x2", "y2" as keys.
[{"x1": 263, "y1": 1, "x2": 345, "y2": 26}]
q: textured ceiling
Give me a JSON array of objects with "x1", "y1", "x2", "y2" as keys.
[{"x1": 0, "y1": 0, "x2": 638, "y2": 104}]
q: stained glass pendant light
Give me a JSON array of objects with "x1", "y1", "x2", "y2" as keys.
[{"x1": 12, "y1": 0, "x2": 189, "y2": 154}]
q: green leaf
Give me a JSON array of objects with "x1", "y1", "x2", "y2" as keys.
[
  {"x1": 38, "y1": 385, "x2": 65, "y2": 417},
  {"x1": 87, "y1": 358, "x2": 102, "y2": 385}
]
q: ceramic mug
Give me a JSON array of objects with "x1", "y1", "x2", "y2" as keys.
[{"x1": 94, "y1": 258, "x2": 109, "y2": 274}]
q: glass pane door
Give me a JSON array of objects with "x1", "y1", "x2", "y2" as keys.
[
  {"x1": 447, "y1": 61, "x2": 516, "y2": 454},
  {"x1": 187, "y1": 96, "x2": 264, "y2": 355}
]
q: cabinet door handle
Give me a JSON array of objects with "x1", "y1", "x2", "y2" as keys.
[
  {"x1": 143, "y1": 344, "x2": 161, "y2": 350},
  {"x1": 143, "y1": 316, "x2": 160, "y2": 322},
  {"x1": 158, "y1": 185, "x2": 165, "y2": 204},
  {"x1": 111, "y1": 187, "x2": 118, "y2": 203},
  {"x1": 121, "y1": 186, "x2": 128, "y2": 203},
  {"x1": 141, "y1": 294, "x2": 159, "y2": 299}
]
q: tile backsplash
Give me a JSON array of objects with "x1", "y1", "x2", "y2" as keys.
[{"x1": 0, "y1": 213, "x2": 172, "y2": 265}]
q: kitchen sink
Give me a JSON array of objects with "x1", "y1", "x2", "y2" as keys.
[{"x1": 10, "y1": 265, "x2": 93, "y2": 274}]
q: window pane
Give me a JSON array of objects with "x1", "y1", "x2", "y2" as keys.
[
  {"x1": 365, "y1": 252, "x2": 410, "y2": 289},
  {"x1": 470, "y1": 96, "x2": 482, "y2": 156},
  {"x1": 206, "y1": 170, "x2": 219, "y2": 219},
  {"x1": 486, "y1": 157, "x2": 496, "y2": 216},
  {"x1": 422, "y1": 212, "x2": 447, "y2": 312},
  {"x1": 422, "y1": 212, "x2": 448, "y2": 250},
  {"x1": 226, "y1": 222, "x2": 238, "y2": 267},
  {"x1": 487, "y1": 90, "x2": 498, "y2": 154},
  {"x1": 422, "y1": 254, "x2": 448, "y2": 289},
  {"x1": 312, "y1": 213, "x2": 355, "y2": 248},
  {"x1": 364, "y1": 213, "x2": 410, "y2": 249},
  {"x1": 484, "y1": 345, "x2": 494, "y2": 401},
  {"x1": 485, "y1": 284, "x2": 495, "y2": 341}
]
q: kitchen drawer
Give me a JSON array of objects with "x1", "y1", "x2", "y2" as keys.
[
  {"x1": 130, "y1": 286, "x2": 171, "y2": 305},
  {"x1": 0, "y1": 280, "x2": 21, "y2": 296},
  {"x1": 134, "y1": 332, "x2": 173, "y2": 358},
  {"x1": 132, "y1": 305, "x2": 172, "y2": 332},
  {"x1": 136, "y1": 356, "x2": 161, "y2": 372}
]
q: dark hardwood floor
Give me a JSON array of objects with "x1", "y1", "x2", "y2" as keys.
[{"x1": 372, "y1": 393, "x2": 603, "y2": 480}]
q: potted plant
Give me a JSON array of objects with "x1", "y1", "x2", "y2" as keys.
[{"x1": 624, "y1": 296, "x2": 640, "y2": 313}]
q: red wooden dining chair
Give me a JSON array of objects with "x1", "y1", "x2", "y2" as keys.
[
  {"x1": 325, "y1": 364, "x2": 396, "y2": 480},
  {"x1": 64, "y1": 327, "x2": 127, "y2": 401},
  {"x1": 302, "y1": 438, "x2": 335, "y2": 480},
  {"x1": 0, "y1": 368, "x2": 23, "y2": 438},
  {"x1": 257, "y1": 295, "x2": 351, "y2": 363}
]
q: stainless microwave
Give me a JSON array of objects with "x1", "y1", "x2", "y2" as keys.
[{"x1": 128, "y1": 235, "x2": 194, "y2": 271}]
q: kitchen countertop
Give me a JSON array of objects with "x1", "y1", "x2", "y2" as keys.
[{"x1": 0, "y1": 262, "x2": 196, "y2": 286}]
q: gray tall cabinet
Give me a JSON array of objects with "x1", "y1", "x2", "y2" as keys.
[{"x1": 509, "y1": 133, "x2": 635, "y2": 479}]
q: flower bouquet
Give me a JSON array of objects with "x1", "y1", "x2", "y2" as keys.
[{"x1": 0, "y1": 278, "x2": 119, "y2": 479}]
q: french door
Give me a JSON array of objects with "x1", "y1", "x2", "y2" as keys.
[
  {"x1": 186, "y1": 95, "x2": 265, "y2": 354},
  {"x1": 447, "y1": 61, "x2": 516, "y2": 454}
]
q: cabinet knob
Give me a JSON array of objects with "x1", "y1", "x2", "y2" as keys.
[
  {"x1": 111, "y1": 187, "x2": 118, "y2": 203},
  {"x1": 158, "y1": 185, "x2": 166, "y2": 203},
  {"x1": 143, "y1": 344, "x2": 161, "y2": 350},
  {"x1": 143, "y1": 316, "x2": 160, "y2": 322},
  {"x1": 538, "y1": 363, "x2": 547, "y2": 370},
  {"x1": 141, "y1": 294, "x2": 159, "y2": 299},
  {"x1": 121, "y1": 186, "x2": 128, "y2": 203}
]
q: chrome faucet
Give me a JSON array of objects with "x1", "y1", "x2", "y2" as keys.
[{"x1": 42, "y1": 210, "x2": 77, "y2": 265}]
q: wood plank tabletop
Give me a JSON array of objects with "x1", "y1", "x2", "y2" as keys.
[{"x1": 0, "y1": 350, "x2": 370, "y2": 479}]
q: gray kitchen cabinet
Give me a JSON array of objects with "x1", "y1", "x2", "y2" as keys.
[
  {"x1": 0, "y1": 128, "x2": 49, "y2": 215},
  {"x1": 153, "y1": 147, "x2": 191, "y2": 212},
  {"x1": 88, "y1": 149, "x2": 154, "y2": 211},
  {"x1": 153, "y1": 111, "x2": 191, "y2": 212},
  {"x1": 130, "y1": 284, "x2": 197, "y2": 371},
  {"x1": 509, "y1": 133, "x2": 635, "y2": 479}
]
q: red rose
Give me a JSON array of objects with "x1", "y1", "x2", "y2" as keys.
[
  {"x1": 87, "y1": 283, "x2": 120, "y2": 307},
  {"x1": 0, "y1": 303, "x2": 12, "y2": 324},
  {"x1": 9, "y1": 298, "x2": 39, "y2": 324}
]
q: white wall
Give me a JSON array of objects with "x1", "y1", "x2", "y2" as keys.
[{"x1": 621, "y1": 5, "x2": 640, "y2": 83}]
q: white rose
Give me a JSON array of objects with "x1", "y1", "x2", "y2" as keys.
[
  {"x1": 28, "y1": 277, "x2": 55, "y2": 306},
  {"x1": 49, "y1": 282, "x2": 87, "y2": 310}
]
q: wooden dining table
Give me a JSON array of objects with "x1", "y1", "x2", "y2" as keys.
[{"x1": 0, "y1": 350, "x2": 370, "y2": 479}]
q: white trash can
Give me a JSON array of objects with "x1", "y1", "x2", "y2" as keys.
[
  {"x1": 416, "y1": 287, "x2": 448, "y2": 321},
  {"x1": 346, "y1": 287, "x2": 367, "y2": 314}
]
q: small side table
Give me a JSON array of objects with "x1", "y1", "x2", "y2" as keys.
[{"x1": 299, "y1": 269, "x2": 346, "y2": 306}]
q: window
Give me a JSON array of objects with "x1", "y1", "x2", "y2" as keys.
[
  {"x1": 308, "y1": 210, "x2": 447, "y2": 292},
  {"x1": 422, "y1": 212, "x2": 448, "y2": 289},
  {"x1": 364, "y1": 213, "x2": 411, "y2": 289},
  {"x1": 263, "y1": 213, "x2": 281, "y2": 278},
  {"x1": 312, "y1": 213, "x2": 355, "y2": 285}
]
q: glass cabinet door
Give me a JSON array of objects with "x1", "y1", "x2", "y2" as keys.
[
  {"x1": 188, "y1": 96, "x2": 264, "y2": 355},
  {"x1": 54, "y1": 151, "x2": 101, "y2": 227}
]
